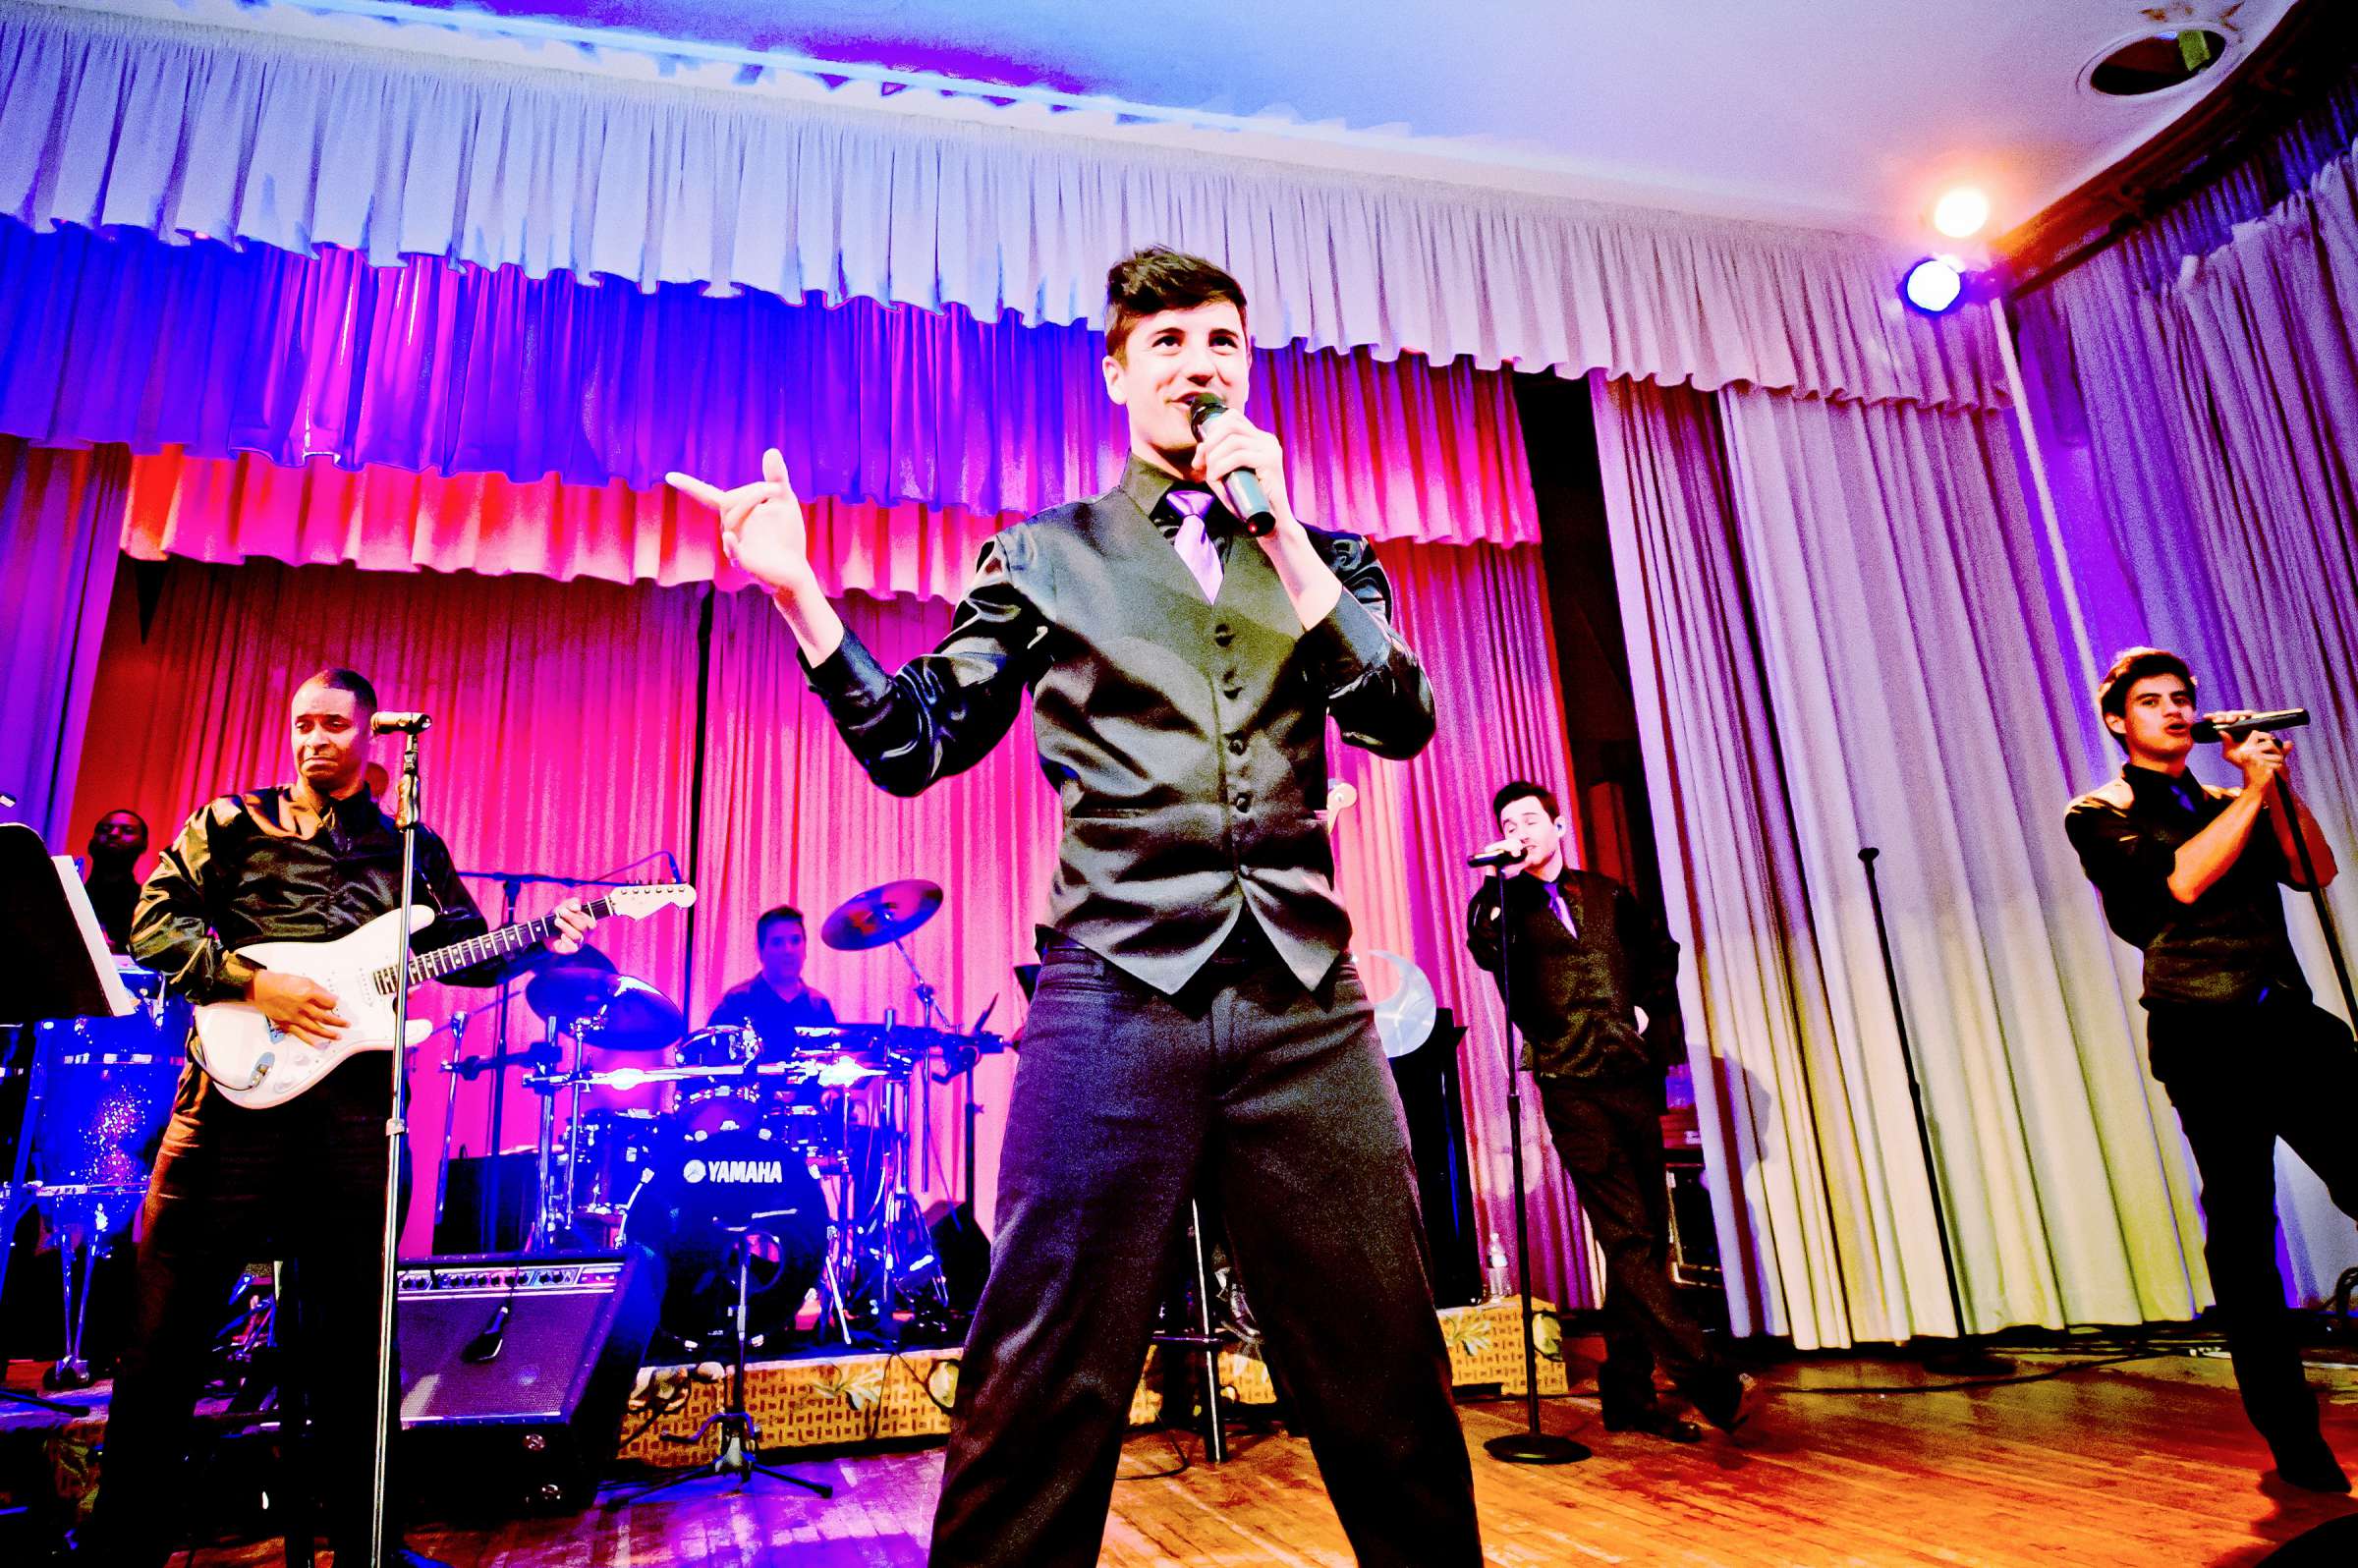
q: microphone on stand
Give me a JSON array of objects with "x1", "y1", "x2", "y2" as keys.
[
  {"x1": 1186, "y1": 394, "x2": 1278, "y2": 536},
  {"x1": 369, "y1": 711, "x2": 432, "y2": 735},
  {"x1": 1468, "y1": 839, "x2": 1527, "y2": 870},
  {"x1": 2190, "y1": 707, "x2": 2308, "y2": 743}
]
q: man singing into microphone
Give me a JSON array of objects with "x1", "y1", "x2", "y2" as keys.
[
  {"x1": 2065, "y1": 647, "x2": 2351, "y2": 1491},
  {"x1": 670, "y1": 248, "x2": 1478, "y2": 1567},
  {"x1": 1466, "y1": 782, "x2": 1754, "y2": 1442}
]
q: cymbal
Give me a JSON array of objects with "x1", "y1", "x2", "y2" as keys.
[
  {"x1": 524, "y1": 961, "x2": 624, "y2": 1021},
  {"x1": 524, "y1": 967, "x2": 685, "y2": 1051},
  {"x1": 820, "y1": 879, "x2": 943, "y2": 951}
]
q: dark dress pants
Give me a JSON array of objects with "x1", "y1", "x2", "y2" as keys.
[
  {"x1": 1535, "y1": 1073, "x2": 1735, "y2": 1421},
  {"x1": 927, "y1": 932, "x2": 1480, "y2": 1568},
  {"x1": 89, "y1": 1059, "x2": 405, "y2": 1566},
  {"x1": 2147, "y1": 992, "x2": 2358, "y2": 1459}
]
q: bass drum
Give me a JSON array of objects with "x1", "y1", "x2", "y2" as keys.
[{"x1": 626, "y1": 1126, "x2": 828, "y2": 1351}]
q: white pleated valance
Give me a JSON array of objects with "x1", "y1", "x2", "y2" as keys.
[{"x1": 0, "y1": 1, "x2": 2003, "y2": 408}]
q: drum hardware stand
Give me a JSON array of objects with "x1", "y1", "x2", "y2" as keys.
[
  {"x1": 619, "y1": 1230, "x2": 835, "y2": 1506},
  {"x1": 1149, "y1": 1200, "x2": 1232, "y2": 1463}
]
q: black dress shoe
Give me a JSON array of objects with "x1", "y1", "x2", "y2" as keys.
[
  {"x1": 1602, "y1": 1409, "x2": 1704, "y2": 1444},
  {"x1": 2273, "y1": 1440, "x2": 2351, "y2": 1493},
  {"x1": 1694, "y1": 1372, "x2": 1764, "y2": 1434}
]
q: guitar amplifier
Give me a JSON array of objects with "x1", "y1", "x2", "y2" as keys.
[{"x1": 396, "y1": 1249, "x2": 659, "y2": 1505}]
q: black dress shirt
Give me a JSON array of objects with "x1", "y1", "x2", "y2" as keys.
[
  {"x1": 805, "y1": 454, "x2": 1435, "y2": 995},
  {"x1": 1465, "y1": 867, "x2": 1685, "y2": 1082},
  {"x1": 2064, "y1": 762, "x2": 2309, "y2": 1007},
  {"x1": 701, "y1": 978, "x2": 838, "y2": 1058},
  {"x1": 132, "y1": 784, "x2": 504, "y2": 1119}
]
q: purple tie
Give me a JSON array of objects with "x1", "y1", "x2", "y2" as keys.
[
  {"x1": 1164, "y1": 487, "x2": 1223, "y2": 603},
  {"x1": 1543, "y1": 880, "x2": 1578, "y2": 939}
]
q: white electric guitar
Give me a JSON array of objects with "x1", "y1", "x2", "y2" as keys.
[{"x1": 191, "y1": 883, "x2": 696, "y2": 1109}]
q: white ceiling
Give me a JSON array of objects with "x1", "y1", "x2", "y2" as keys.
[{"x1": 69, "y1": 0, "x2": 2292, "y2": 240}]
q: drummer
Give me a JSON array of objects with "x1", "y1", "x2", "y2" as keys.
[{"x1": 696, "y1": 904, "x2": 837, "y2": 1060}]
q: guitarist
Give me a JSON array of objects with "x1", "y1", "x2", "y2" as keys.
[{"x1": 86, "y1": 667, "x2": 594, "y2": 1567}]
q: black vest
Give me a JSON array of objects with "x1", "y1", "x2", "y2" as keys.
[{"x1": 808, "y1": 459, "x2": 1435, "y2": 995}]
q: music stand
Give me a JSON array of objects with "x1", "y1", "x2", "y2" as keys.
[{"x1": 0, "y1": 823, "x2": 139, "y2": 1413}]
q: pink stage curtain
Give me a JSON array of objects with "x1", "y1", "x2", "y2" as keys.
[
  {"x1": 67, "y1": 540, "x2": 1596, "y2": 1303},
  {"x1": 71, "y1": 557, "x2": 704, "y2": 1256},
  {"x1": 0, "y1": 221, "x2": 1539, "y2": 551},
  {"x1": 122, "y1": 446, "x2": 1015, "y2": 598}
]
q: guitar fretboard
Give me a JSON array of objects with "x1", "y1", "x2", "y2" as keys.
[{"x1": 370, "y1": 893, "x2": 626, "y2": 994}]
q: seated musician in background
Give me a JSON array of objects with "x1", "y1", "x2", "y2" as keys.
[
  {"x1": 85, "y1": 667, "x2": 593, "y2": 1568},
  {"x1": 2065, "y1": 647, "x2": 2350, "y2": 1493},
  {"x1": 1467, "y1": 780, "x2": 1756, "y2": 1443},
  {"x1": 698, "y1": 902, "x2": 837, "y2": 1058},
  {"x1": 81, "y1": 808, "x2": 150, "y2": 953}
]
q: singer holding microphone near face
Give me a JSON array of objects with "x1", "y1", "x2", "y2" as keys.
[
  {"x1": 84, "y1": 669, "x2": 595, "y2": 1567},
  {"x1": 1466, "y1": 783, "x2": 1756, "y2": 1442},
  {"x1": 2065, "y1": 647, "x2": 2352, "y2": 1492},
  {"x1": 666, "y1": 248, "x2": 1477, "y2": 1568}
]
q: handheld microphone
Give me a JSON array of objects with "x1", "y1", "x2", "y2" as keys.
[
  {"x1": 1468, "y1": 840, "x2": 1527, "y2": 870},
  {"x1": 369, "y1": 711, "x2": 432, "y2": 735},
  {"x1": 2190, "y1": 707, "x2": 2308, "y2": 743},
  {"x1": 1186, "y1": 394, "x2": 1278, "y2": 536}
]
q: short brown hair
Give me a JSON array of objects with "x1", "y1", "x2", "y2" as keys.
[
  {"x1": 2096, "y1": 647, "x2": 2196, "y2": 747},
  {"x1": 756, "y1": 905, "x2": 806, "y2": 942},
  {"x1": 1104, "y1": 248, "x2": 1248, "y2": 362}
]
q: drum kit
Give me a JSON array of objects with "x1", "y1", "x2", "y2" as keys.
[
  {"x1": 436, "y1": 878, "x2": 1003, "y2": 1356},
  {"x1": 0, "y1": 967, "x2": 190, "y2": 1390}
]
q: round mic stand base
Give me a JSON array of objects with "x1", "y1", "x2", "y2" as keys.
[{"x1": 1484, "y1": 1429, "x2": 1591, "y2": 1465}]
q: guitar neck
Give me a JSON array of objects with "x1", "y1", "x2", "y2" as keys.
[{"x1": 378, "y1": 893, "x2": 623, "y2": 991}]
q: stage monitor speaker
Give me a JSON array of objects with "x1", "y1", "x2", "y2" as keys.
[{"x1": 396, "y1": 1249, "x2": 659, "y2": 1506}]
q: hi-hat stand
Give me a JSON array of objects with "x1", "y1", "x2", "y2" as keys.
[{"x1": 619, "y1": 1229, "x2": 834, "y2": 1505}]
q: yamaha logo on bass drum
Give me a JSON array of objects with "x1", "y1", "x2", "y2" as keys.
[{"x1": 680, "y1": 1156, "x2": 788, "y2": 1186}]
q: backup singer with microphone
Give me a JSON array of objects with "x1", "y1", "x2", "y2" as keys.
[
  {"x1": 1466, "y1": 781, "x2": 1757, "y2": 1444},
  {"x1": 2064, "y1": 648, "x2": 2350, "y2": 1493},
  {"x1": 84, "y1": 669, "x2": 596, "y2": 1566},
  {"x1": 670, "y1": 247, "x2": 1477, "y2": 1568}
]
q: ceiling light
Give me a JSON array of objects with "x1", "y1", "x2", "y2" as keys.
[
  {"x1": 1902, "y1": 257, "x2": 1966, "y2": 314},
  {"x1": 1931, "y1": 187, "x2": 1991, "y2": 240}
]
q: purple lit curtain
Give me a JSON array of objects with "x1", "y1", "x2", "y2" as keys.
[
  {"x1": 2016, "y1": 129, "x2": 2358, "y2": 1304},
  {"x1": 0, "y1": 220, "x2": 1538, "y2": 551},
  {"x1": 1592, "y1": 375, "x2": 2224, "y2": 1346},
  {"x1": 0, "y1": 436, "x2": 127, "y2": 843}
]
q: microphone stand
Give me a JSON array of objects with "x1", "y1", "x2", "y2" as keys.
[
  {"x1": 1857, "y1": 848, "x2": 2009, "y2": 1377},
  {"x1": 2274, "y1": 774, "x2": 2357, "y2": 1028},
  {"x1": 1476, "y1": 859, "x2": 1589, "y2": 1465},
  {"x1": 457, "y1": 868, "x2": 575, "y2": 1251},
  {"x1": 371, "y1": 728, "x2": 427, "y2": 1568}
]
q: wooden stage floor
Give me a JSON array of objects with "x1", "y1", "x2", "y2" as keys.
[{"x1": 99, "y1": 1350, "x2": 2358, "y2": 1565}]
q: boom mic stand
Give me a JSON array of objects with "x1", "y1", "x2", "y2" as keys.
[
  {"x1": 1475, "y1": 859, "x2": 1590, "y2": 1465},
  {"x1": 370, "y1": 718, "x2": 429, "y2": 1568},
  {"x1": 1857, "y1": 847, "x2": 2009, "y2": 1377},
  {"x1": 2273, "y1": 772, "x2": 2357, "y2": 1029}
]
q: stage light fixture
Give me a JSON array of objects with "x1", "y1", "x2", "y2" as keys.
[
  {"x1": 1902, "y1": 256, "x2": 1966, "y2": 314},
  {"x1": 1932, "y1": 187, "x2": 1991, "y2": 240}
]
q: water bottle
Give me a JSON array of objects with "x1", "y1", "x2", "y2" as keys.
[{"x1": 1485, "y1": 1233, "x2": 1512, "y2": 1302}]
